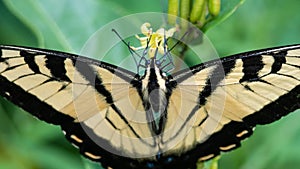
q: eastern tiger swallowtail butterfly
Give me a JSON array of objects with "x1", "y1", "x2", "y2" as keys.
[{"x1": 0, "y1": 37, "x2": 299, "y2": 169}]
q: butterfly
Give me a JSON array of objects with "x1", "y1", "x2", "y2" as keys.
[{"x1": 0, "y1": 27, "x2": 299, "y2": 169}]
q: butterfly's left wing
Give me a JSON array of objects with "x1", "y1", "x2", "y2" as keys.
[
  {"x1": 0, "y1": 45, "x2": 149, "y2": 168},
  {"x1": 163, "y1": 44, "x2": 300, "y2": 161}
]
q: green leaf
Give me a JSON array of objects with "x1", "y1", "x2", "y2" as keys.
[{"x1": 0, "y1": 2, "x2": 37, "y2": 46}]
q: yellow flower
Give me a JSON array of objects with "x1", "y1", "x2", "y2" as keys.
[{"x1": 131, "y1": 23, "x2": 177, "y2": 58}]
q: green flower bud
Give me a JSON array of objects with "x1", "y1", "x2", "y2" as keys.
[
  {"x1": 208, "y1": 0, "x2": 221, "y2": 17},
  {"x1": 168, "y1": 0, "x2": 179, "y2": 25},
  {"x1": 190, "y1": 0, "x2": 206, "y2": 23}
]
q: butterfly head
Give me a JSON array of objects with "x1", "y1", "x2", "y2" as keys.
[{"x1": 112, "y1": 23, "x2": 178, "y2": 76}]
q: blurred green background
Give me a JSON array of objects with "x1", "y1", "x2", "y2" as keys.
[{"x1": 0, "y1": 0, "x2": 300, "y2": 169}]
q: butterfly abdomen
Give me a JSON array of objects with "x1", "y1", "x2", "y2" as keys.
[{"x1": 142, "y1": 58, "x2": 169, "y2": 135}]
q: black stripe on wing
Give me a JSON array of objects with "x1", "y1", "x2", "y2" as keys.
[
  {"x1": 239, "y1": 54, "x2": 264, "y2": 82},
  {"x1": 198, "y1": 60, "x2": 236, "y2": 106},
  {"x1": 44, "y1": 55, "x2": 72, "y2": 82},
  {"x1": 21, "y1": 50, "x2": 41, "y2": 74},
  {"x1": 271, "y1": 50, "x2": 288, "y2": 73},
  {"x1": 0, "y1": 49, "x2": 3, "y2": 62}
]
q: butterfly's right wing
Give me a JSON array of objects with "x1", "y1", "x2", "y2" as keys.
[{"x1": 163, "y1": 44, "x2": 300, "y2": 161}]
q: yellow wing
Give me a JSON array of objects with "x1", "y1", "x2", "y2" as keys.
[
  {"x1": 162, "y1": 45, "x2": 300, "y2": 160},
  {"x1": 0, "y1": 45, "x2": 154, "y2": 160}
]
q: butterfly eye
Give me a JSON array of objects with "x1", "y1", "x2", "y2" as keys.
[
  {"x1": 155, "y1": 60, "x2": 161, "y2": 66},
  {"x1": 146, "y1": 59, "x2": 151, "y2": 66}
]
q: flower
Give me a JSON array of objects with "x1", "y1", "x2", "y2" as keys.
[{"x1": 131, "y1": 23, "x2": 177, "y2": 58}]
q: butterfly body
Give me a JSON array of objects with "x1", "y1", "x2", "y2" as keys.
[
  {"x1": 0, "y1": 44, "x2": 299, "y2": 169},
  {"x1": 140, "y1": 58, "x2": 170, "y2": 135}
]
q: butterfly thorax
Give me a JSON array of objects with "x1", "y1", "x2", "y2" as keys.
[{"x1": 141, "y1": 58, "x2": 168, "y2": 135}]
